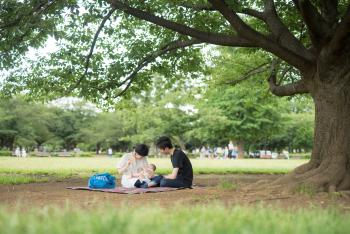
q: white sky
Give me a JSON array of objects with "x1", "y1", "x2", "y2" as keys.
[{"x1": 27, "y1": 36, "x2": 59, "y2": 58}]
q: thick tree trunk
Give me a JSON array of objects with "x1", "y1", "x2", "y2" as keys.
[
  {"x1": 96, "y1": 143, "x2": 101, "y2": 155},
  {"x1": 296, "y1": 83, "x2": 350, "y2": 191},
  {"x1": 237, "y1": 141, "x2": 245, "y2": 159},
  {"x1": 274, "y1": 64, "x2": 350, "y2": 192}
]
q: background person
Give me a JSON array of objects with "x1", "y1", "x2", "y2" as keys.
[
  {"x1": 228, "y1": 141, "x2": 234, "y2": 159},
  {"x1": 200, "y1": 146, "x2": 206, "y2": 159},
  {"x1": 107, "y1": 148, "x2": 113, "y2": 157},
  {"x1": 224, "y1": 146, "x2": 229, "y2": 159}
]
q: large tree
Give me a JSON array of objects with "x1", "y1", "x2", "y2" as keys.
[
  {"x1": 1, "y1": 0, "x2": 350, "y2": 192},
  {"x1": 0, "y1": 97, "x2": 55, "y2": 149}
]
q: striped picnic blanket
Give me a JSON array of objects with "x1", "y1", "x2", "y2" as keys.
[{"x1": 66, "y1": 186, "x2": 188, "y2": 194}]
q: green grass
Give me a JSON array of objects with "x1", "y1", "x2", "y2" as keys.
[
  {"x1": 217, "y1": 180, "x2": 238, "y2": 191},
  {"x1": 290, "y1": 153, "x2": 311, "y2": 159},
  {"x1": 294, "y1": 183, "x2": 317, "y2": 196},
  {"x1": 0, "y1": 157, "x2": 308, "y2": 184},
  {"x1": 0, "y1": 173, "x2": 50, "y2": 184},
  {"x1": 0, "y1": 204, "x2": 348, "y2": 234}
]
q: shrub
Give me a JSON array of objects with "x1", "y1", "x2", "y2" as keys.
[
  {"x1": 290, "y1": 153, "x2": 311, "y2": 159},
  {"x1": 113, "y1": 152, "x2": 124, "y2": 157},
  {"x1": 187, "y1": 153, "x2": 199, "y2": 159},
  {"x1": 0, "y1": 150, "x2": 12, "y2": 156},
  {"x1": 78, "y1": 152, "x2": 94, "y2": 157}
]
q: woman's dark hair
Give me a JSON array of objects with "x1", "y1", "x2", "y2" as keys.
[
  {"x1": 134, "y1": 144, "x2": 149, "y2": 157},
  {"x1": 156, "y1": 136, "x2": 173, "y2": 149}
]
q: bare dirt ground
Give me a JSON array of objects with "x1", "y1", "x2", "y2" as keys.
[{"x1": 1, "y1": 174, "x2": 350, "y2": 210}]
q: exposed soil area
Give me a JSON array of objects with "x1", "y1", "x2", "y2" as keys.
[{"x1": 1, "y1": 174, "x2": 349, "y2": 210}]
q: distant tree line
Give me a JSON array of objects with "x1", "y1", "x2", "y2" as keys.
[{"x1": 0, "y1": 91, "x2": 313, "y2": 155}]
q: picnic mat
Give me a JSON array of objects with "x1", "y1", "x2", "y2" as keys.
[{"x1": 66, "y1": 186, "x2": 187, "y2": 194}]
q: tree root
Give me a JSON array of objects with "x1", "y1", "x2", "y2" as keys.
[
  {"x1": 248, "y1": 196, "x2": 292, "y2": 204},
  {"x1": 293, "y1": 160, "x2": 319, "y2": 174},
  {"x1": 244, "y1": 163, "x2": 350, "y2": 194}
]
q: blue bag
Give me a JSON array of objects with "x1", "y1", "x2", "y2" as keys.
[{"x1": 88, "y1": 173, "x2": 116, "y2": 189}]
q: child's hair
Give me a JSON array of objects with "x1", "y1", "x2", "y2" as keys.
[{"x1": 149, "y1": 163, "x2": 156, "y2": 171}]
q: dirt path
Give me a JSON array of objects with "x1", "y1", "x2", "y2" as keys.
[{"x1": 1, "y1": 174, "x2": 349, "y2": 210}]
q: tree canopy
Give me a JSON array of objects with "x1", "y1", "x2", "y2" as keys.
[{"x1": 1, "y1": 0, "x2": 348, "y2": 103}]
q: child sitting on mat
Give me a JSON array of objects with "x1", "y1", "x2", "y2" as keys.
[{"x1": 132, "y1": 163, "x2": 163, "y2": 188}]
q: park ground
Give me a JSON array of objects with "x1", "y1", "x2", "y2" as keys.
[
  {"x1": 1, "y1": 157, "x2": 350, "y2": 233},
  {"x1": 1, "y1": 174, "x2": 350, "y2": 210},
  {"x1": 0, "y1": 157, "x2": 349, "y2": 209}
]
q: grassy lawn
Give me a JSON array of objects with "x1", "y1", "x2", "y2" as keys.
[
  {"x1": 1, "y1": 157, "x2": 348, "y2": 234},
  {"x1": 0, "y1": 204, "x2": 348, "y2": 234},
  {"x1": 0, "y1": 157, "x2": 308, "y2": 184}
]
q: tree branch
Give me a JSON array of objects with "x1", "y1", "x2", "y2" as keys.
[
  {"x1": 177, "y1": 2, "x2": 215, "y2": 11},
  {"x1": 293, "y1": 0, "x2": 331, "y2": 50},
  {"x1": 279, "y1": 66, "x2": 294, "y2": 83},
  {"x1": 70, "y1": 8, "x2": 117, "y2": 91},
  {"x1": 113, "y1": 38, "x2": 202, "y2": 98},
  {"x1": 224, "y1": 62, "x2": 269, "y2": 85},
  {"x1": 0, "y1": 0, "x2": 57, "y2": 30},
  {"x1": 176, "y1": 2, "x2": 265, "y2": 20},
  {"x1": 240, "y1": 8, "x2": 265, "y2": 20},
  {"x1": 183, "y1": 0, "x2": 314, "y2": 63},
  {"x1": 208, "y1": 0, "x2": 313, "y2": 71},
  {"x1": 263, "y1": 0, "x2": 315, "y2": 62},
  {"x1": 292, "y1": 0, "x2": 300, "y2": 10},
  {"x1": 107, "y1": 0, "x2": 256, "y2": 47},
  {"x1": 328, "y1": 5, "x2": 350, "y2": 54},
  {"x1": 268, "y1": 63, "x2": 309, "y2": 96},
  {"x1": 319, "y1": 0, "x2": 339, "y2": 26}
]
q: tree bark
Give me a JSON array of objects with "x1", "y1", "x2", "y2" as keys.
[
  {"x1": 275, "y1": 58, "x2": 350, "y2": 192},
  {"x1": 306, "y1": 81, "x2": 350, "y2": 190},
  {"x1": 237, "y1": 141, "x2": 245, "y2": 159},
  {"x1": 96, "y1": 142, "x2": 101, "y2": 155}
]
